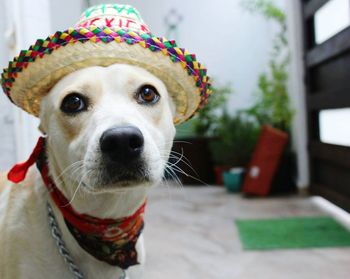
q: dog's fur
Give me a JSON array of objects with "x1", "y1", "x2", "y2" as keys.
[{"x1": 0, "y1": 64, "x2": 176, "y2": 279}]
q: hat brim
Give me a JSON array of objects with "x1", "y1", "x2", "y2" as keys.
[{"x1": 1, "y1": 26, "x2": 211, "y2": 124}]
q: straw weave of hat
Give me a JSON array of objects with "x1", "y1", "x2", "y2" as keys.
[{"x1": 1, "y1": 4, "x2": 211, "y2": 124}]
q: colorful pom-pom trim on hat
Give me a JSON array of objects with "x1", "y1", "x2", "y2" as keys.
[{"x1": 1, "y1": 26, "x2": 212, "y2": 123}]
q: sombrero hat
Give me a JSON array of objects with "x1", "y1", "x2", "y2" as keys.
[{"x1": 0, "y1": 4, "x2": 211, "y2": 124}]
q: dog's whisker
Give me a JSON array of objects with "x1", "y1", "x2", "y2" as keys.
[
  {"x1": 168, "y1": 163, "x2": 209, "y2": 186},
  {"x1": 169, "y1": 150, "x2": 192, "y2": 165},
  {"x1": 68, "y1": 164, "x2": 86, "y2": 180},
  {"x1": 61, "y1": 184, "x2": 82, "y2": 207},
  {"x1": 62, "y1": 169, "x2": 93, "y2": 207},
  {"x1": 53, "y1": 160, "x2": 84, "y2": 184},
  {"x1": 52, "y1": 165, "x2": 85, "y2": 196},
  {"x1": 167, "y1": 148, "x2": 199, "y2": 177},
  {"x1": 169, "y1": 155, "x2": 199, "y2": 178},
  {"x1": 61, "y1": 181, "x2": 83, "y2": 207},
  {"x1": 173, "y1": 141, "x2": 192, "y2": 145},
  {"x1": 161, "y1": 169, "x2": 176, "y2": 200},
  {"x1": 159, "y1": 151, "x2": 188, "y2": 163},
  {"x1": 164, "y1": 165, "x2": 193, "y2": 203},
  {"x1": 168, "y1": 152, "x2": 184, "y2": 169},
  {"x1": 164, "y1": 164, "x2": 183, "y2": 189},
  {"x1": 160, "y1": 140, "x2": 191, "y2": 147},
  {"x1": 163, "y1": 140, "x2": 193, "y2": 145},
  {"x1": 159, "y1": 150, "x2": 200, "y2": 189},
  {"x1": 159, "y1": 150, "x2": 193, "y2": 168}
]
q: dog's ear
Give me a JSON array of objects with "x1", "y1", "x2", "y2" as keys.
[{"x1": 38, "y1": 122, "x2": 46, "y2": 135}]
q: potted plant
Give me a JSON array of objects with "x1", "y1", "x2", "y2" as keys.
[
  {"x1": 170, "y1": 84, "x2": 232, "y2": 185},
  {"x1": 210, "y1": 112, "x2": 259, "y2": 191}
]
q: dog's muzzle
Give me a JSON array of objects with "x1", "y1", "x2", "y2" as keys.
[{"x1": 99, "y1": 125, "x2": 147, "y2": 185}]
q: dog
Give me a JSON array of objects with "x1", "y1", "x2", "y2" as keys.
[
  {"x1": 0, "y1": 64, "x2": 176, "y2": 279},
  {"x1": 0, "y1": 4, "x2": 211, "y2": 278}
]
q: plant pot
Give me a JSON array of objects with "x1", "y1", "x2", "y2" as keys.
[
  {"x1": 214, "y1": 165, "x2": 231, "y2": 185},
  {"x1": 223, "y1": 168, "x2": 244, "y2": 192}
]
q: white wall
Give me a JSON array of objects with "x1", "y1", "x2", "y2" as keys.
[
  {"x1": 0, "y1": 0, "x2": 52, "y2": 169},
  {"x1": 0, "y1": 0, "x2": 16, "y2": 170},
  {"x1": 286, "y1": 1, "x2": 309, "y2": 188},
  {"x1": 50, "y1": 0, "x2": 83, "y2": 32},
  {"x1": 0, "y1": 0, "x2": 82, "y2": 170}
]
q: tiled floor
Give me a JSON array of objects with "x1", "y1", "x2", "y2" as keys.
[{"x1": 143, "y1": 185, "x2": 350, "y2": 279}]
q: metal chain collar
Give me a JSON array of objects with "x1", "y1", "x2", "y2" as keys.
[{"x1": 47, "y1": 202, "x2": 127, "y2": 279}]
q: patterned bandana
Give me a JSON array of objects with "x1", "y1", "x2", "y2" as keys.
[{"x1": 7, "y1": 137, "x2": 146, "y2": 269}]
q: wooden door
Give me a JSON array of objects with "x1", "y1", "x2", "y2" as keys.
[{"x1": 301, "y1": 0, "x2": 350, "y2": 212}]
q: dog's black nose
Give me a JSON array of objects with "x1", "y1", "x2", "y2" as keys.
[{"x1": 100, "y1": 126, "x2": 144, "y2": 163}]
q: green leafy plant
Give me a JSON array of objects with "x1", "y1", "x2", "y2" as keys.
[
  {"x1": 190, "y1": 83, "x2": 231, "y2": 137},
  {"x1": 242, "y1": 0, "x2": 294, "y2": 132},
  {"x1": 211, "y1": 112, "x2": 260, "y2": 166}
]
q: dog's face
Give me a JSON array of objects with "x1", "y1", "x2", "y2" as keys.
[{"x1": 40, "y1": 64, "x2": 176, "y2": 193}]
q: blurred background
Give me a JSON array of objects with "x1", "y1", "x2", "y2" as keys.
[{"x1": 1, "y1": 0, "x2": 350, "y2": 278}]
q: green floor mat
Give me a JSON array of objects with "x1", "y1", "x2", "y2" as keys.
[{"x1": 235, "y1": 216, "x2": 350, "y2": 250}]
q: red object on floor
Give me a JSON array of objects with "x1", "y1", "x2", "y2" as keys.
[
  {"x1": 242, "y1": 125, "x2": 288, "y2": 196},
  {"x1": 214, "y1": 166, "x2": 230, "y2": 185}
]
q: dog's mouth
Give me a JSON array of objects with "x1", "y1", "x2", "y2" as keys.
[
  {"x1": 82, "y1": 158, "x2": 151, "y2": 191},
  {"x1": 102, "y1": 167, "x2": 150, "y2": 188}
]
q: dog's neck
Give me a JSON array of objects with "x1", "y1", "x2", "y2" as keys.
[{"x1": 61, "y1": 188, "x2": 148, "y2": 219}]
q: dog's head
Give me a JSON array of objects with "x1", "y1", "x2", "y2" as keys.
[{"x1": 39, "y1": 64, "x2": 176, "y2": 194}]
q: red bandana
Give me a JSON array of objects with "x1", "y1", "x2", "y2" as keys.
[{"x1": 8, "y1": 137, "x2": 146, "y2": 269}]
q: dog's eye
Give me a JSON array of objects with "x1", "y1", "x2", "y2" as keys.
[
  {"x1": 61, "y1": 93, "x2": 87, "y2": 114},
  {"x1": 136, "y1": 85, "x2": 160, "y2": 104}
]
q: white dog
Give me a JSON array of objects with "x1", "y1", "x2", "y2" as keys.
[
  {"x1": 0, "y1": 64, "x2": 176, "y2": 279},
  {"x1": 0, "y1": 4, "x2": 211, "y2": 278}
]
